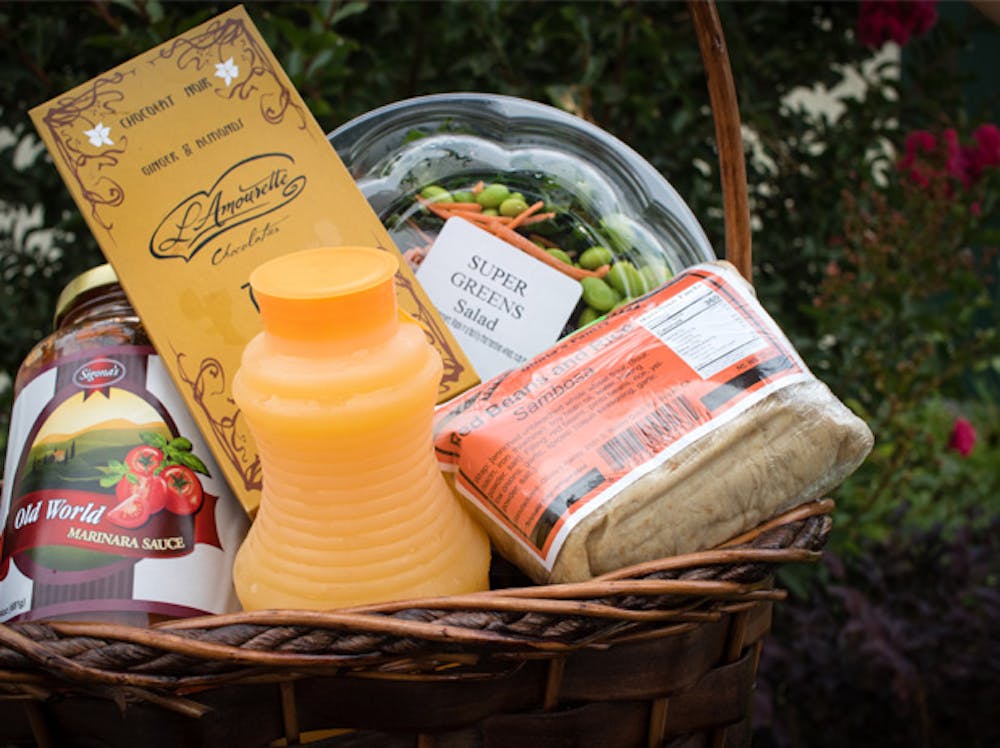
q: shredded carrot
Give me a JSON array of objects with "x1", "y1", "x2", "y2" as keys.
[
  {"x1": 487, "y1": 222, "x2": 609, "y2": 281},
  {"x1": 529, "y1": 233, "x2": 558, "y2": 248},
  {"x1": 406, "y1": 218, "x2": 433, "y2": 243},
  {"x1": 416, "y1": 197, "x2": 490, "y2": 219},
  {"x1": 412, "y1": 193, "x2": 607, "y2": 281},
  {"x1": 449, "y1": 210, "x2": 510, "y2": 224},
  {"x1": 402, "y1": 245, "x2": 430, "y2": 269},
  {"x1": 416, "y1": 197, "x2": 507, "y2": 225},
  {"x1": 416, "y1": 196, "x2": 463, "y2": 221},
  {"x1": 520, "y1": 212, "x2": 556, "y2": 226},
  {"x1": 506, "y1": 200, "x2": 545, "y2": 230}
]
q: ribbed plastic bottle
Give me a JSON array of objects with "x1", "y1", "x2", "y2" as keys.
[{"x1": 231, "y1": 246, "x2": 491, "y2": 610}]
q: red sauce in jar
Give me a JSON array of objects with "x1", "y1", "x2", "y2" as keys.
[{"x1": 0, "y1": 265, "x2": 248, "y2": 624}]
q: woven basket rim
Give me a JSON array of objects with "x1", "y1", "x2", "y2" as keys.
[{"x1": 0, "y1": 499, "x2": 832, "y2": 695}]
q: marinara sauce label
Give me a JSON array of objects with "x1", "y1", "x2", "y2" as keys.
[
  {"x1": 0, "y1": 345, "x2": 248, "y2": 622},
  {"x1": 434, "y1": 263, "x2": 814, "y2": 571}
]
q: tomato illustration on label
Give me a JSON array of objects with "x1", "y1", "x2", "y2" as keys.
[
  {"x1": 143, "y1": 475, "x2": 170, "y2": 513},
  {"x1": 97, "y1": 432, "x2": 210, "y2": 528},
  {"x1": 106, "y1": 495, "x2": 151, "y2": 529},
  {"x1": 114, "y1": 474, "x2": 137, "y2": 502},
  {"x1": 162, "y1": 465, "x2": 204, "y2": 515},
  {"x1": 125, "y1": 445, "x2": 164, "y2": 476},
  {"x1": 116, "y1": 473, "x2": 169, "y2": 514},
  {"x1": 114, "y1": 472, "x2": 168, "y2": 509}
]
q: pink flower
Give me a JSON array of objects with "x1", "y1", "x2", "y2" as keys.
[
  {"x1": 897, "y1": 124, "x2": 1000, "y2": 193},
  {"x1": 973, "y1": 124, "x2": 1000, "y2": 168},
  {"x1": 947, "y1": 417, "x2": 977, "y2": 457},
  {"x1": 897, "y1": 129, "x2": 939, "y2": 187},
  {"x1": 945, "y1": 125, "x2": 1000, "y2": 187},
  {"x1": 905, "y1": 130, "x2": 937, "y2": 155},
  {"x1": 944, "y1": 128, "x2": 977, "y2": 188},
  {"x1": 858, "y1": 0, "x2": 938, "y2": 49}
]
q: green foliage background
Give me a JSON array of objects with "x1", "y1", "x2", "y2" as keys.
[
  {"x1": 1, "y1": 2, "x2": 998, "y2": 745},
  {"x1": 4, "y1": 0, "x2": 996, "y2": 536}
]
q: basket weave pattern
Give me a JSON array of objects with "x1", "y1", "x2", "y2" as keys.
[{"x1": 0, "y1": 500, "x2": 832, "y2": 746}]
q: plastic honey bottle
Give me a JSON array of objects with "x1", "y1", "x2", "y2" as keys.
[{"x1": 231, "y1": 246, "x2": 490, "y2": 610}]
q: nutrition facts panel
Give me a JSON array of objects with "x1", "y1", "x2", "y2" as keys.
[{"x1": 637, "y1": 283, "x2": 766, "y2": 379}]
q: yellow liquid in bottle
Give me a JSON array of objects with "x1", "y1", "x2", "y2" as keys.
[{"x1": 231, "y1": 246, "x2": 490, "y2": 610}]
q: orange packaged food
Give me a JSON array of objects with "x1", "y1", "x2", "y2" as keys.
[{"x1": 434, "y1": 262, "x2": 873, "y2": 584}]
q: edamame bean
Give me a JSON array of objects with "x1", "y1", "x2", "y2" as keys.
[
  {"x1": 577, "y1": 306, "x2": 602, "y2": 328},
  {"x1": 580, "y1": 277, "x2": 620, "y2": 312},
  {"x1": 578, "y1": 246, "x2": 613, "y2": 270},
  {"x1": 606, "y1": 261, "x2": 644, "y2": 296},
  {"x1": 611, "y1": 297, "x2": 634, "y2": 313},
  {"x1": 477, "y1": 183, "x2": 510, "y2": 208},
  {"x1": 546, "y1": 248, "x2": 573, "y2": 265},
  {"x1": 639, "y1": 262, "x2": 672, "y2": 291},
  {"x1": 420, "y1": 184, "x2": 452, "y2": 202},
  {"x1": 499, "y1": 197, "x2": 530, "y2": 217}
]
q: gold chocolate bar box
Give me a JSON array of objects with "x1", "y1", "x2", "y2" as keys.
[{"x1": 29, "y1": 5, "x2": 478, "y2": 515}]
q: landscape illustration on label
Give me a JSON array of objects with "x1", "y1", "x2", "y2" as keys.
[{"x1": 3, "y1": 385, "x2": 220, "y2": 580}]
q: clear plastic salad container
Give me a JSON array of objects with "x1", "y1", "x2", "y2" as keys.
[{"x1": 328, "y1": 93, "x2": 716, "y2": 334}]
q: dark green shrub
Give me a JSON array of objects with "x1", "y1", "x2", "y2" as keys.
[
  {"x1": 756, "y1": 511, "x2": 1000, "y2": 748},
  {"x1": 800, "y1": 124, "x2": 1000, "y2": 552},
  {"x1": 3, "y1": 0, "x2": 966, "y2": 450}
]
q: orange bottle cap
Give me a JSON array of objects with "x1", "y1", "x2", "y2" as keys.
[{"x1": 250, "y1": 247, "x2": 399, "y2": 344}]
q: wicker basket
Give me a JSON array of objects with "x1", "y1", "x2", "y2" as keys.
[{"x1": 0, "y1": 3, "x2": 833, "y2": 746}]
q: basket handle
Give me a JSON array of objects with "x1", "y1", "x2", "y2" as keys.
[{"x1": 688, "y1": 0, "x2": 752, "y2": 282}]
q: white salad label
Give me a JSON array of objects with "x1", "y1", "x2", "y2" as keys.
[{"x1": 416, "y1": 217, "x2": 583, "y2": 381}]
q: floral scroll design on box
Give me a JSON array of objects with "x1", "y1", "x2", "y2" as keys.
[
  {"x1": 156, "y1": 14, "x2": 308, "y2": 130},
  {"x1": 36, "y1": 71, "x2": 133, "y2": 232},
  {"x1": 175, "y1": 352, "x2": 262, "y2": 493},
  {"x1": 36, "y1": 15, "x2": 308, "y2": 235}
]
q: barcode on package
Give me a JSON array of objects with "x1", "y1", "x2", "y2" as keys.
[
  {"x1": 637, "y1": 284, "x2": 766, "y2": 379},
  {"x1": 597, "y1": 395, "x2": 702, "y2": 471}
]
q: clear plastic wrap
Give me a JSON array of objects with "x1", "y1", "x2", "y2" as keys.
[{"x1": 433, "y1": 261, "x2": 874, "y2": 584}]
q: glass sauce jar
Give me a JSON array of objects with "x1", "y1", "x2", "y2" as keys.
[{"x1": 0, "y1": 265, "x2": 248, "y2": 624}]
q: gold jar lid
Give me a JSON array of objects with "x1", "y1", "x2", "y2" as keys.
[{"x1": 53, "y1": 264, "x2": 120, "y2": 328}]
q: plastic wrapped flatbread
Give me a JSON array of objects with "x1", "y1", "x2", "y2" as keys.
[{"x1": 434, "y1": 262, "x2": 874, "y2": 585}]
